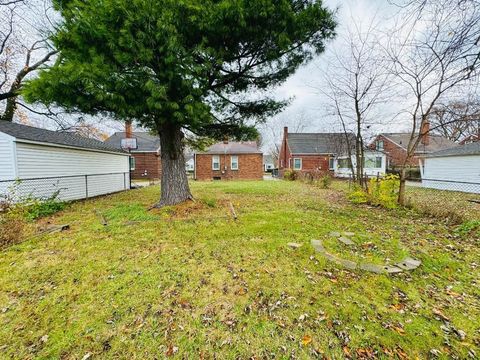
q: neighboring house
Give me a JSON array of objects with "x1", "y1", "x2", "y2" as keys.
[
  {"x1": 0, "y1": 121, "x2": 130, "y2": 201},
  {"x1": 185, "y1": 154, "x2": 194, "y2": 172},
  {"x1": 334, "y1": 151, "x2": 386, "y2": 178},
  {"x1": 105, "y1": 131, "x2": 161, "y2": 180},
  {"x1": 422, "y1": 142, "x2": 480, "y2": 194},
  {"x1": 278, "y1": 127, "x2": 354, "y2": 175},
  {"x1": 194, "y1": 141, "x2": 263, "y2": 180},
  {"x1": 263, "y1": 155, "x2": 275, "y2": 172},
  {"x1": 370, "y1": 123, "x2": 457, "y2": 169}
]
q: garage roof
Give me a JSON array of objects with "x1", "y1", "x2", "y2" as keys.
[
  {"x1": 427, "y1": 141, "x2": 480, "y2": 157},
  {"x1": 0, "y1": 121, "x2": 127, "y2": 154}
]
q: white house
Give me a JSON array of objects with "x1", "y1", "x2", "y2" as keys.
[
  {"x1": 334, "y1": 151, "x2": 386, "y2": 178},
  {"x1": 422, "y1": 142, "x2": 480, "y2": 194},
  {"x1": 0, "y1": 122, "x2": 131, "y2": 202},
  {"x1": 185, "y1": 154, "x2": 195, "y2": 172},
  {"x1": 263, "y1": 155, "x2": 275, "y2": 172}
]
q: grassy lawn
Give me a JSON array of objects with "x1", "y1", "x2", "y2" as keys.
[{"x1": 0, "y1": 181, "x2": 479, "y2": 359}]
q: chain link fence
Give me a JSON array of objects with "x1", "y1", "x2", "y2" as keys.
[
  {"x1": 405, "y1": 178, "x2": 480, "y2": 221},
  {"x1": 0, "y1": 172, "x2": 130, "y2": 203}
]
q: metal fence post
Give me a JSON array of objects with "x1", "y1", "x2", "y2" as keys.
[{"x1": 85, "y1": 175, "x2": 88, "y2": 198}]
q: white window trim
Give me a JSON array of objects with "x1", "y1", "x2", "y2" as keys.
[
  {"x1": 231, "y1": 155, "x2": 239, "y2": 170},
  {"x1": 212, "y1": 155, "x2": 220, "y2": 170},
  {"x1": 328, "y1": 157, "x2": 335, "y2": 170},
  {"x1": 293, "y1": 157, "x2": 302, "y2": 170}
]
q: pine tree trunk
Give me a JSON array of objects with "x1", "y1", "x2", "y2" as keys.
[
  {"x1": 156, "y1": 124, "x2": 193, "y2": 207},
  {"x1": 0, "y1": 97, "x2": 16, "y2": 122}
]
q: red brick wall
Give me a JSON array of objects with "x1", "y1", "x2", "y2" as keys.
[
  {"x1": 372, "y1": 135, "x2": 419, "y2": 168},
  {"x1": 131, "y1": 152, "x2": 161, "y2": 179},
  {"x1": 195, "y1": 153, "x2": 263, "y2": 180}
]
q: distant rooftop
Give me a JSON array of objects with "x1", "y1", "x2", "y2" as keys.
[
  {"x1": 287, "y1": 132, "x2": 355, "y2": 154},
  {"x1": 197, "y1": 141, "x2": 261, "y2": 154},
  {"x1": 105, "y1": 131, "x2": 160, "y2": 152},
  {"x1": 380, "y1": 133, "x2": 457, "y2": 153},
  {"x1": 0, "y1": 121, "x2": 126, "y2": 154},
  {"x1": 427, "y1": 141, "x2": 480, "y2": 158}
]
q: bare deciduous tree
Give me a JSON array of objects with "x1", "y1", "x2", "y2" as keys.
[
  {"x1": 314, "y1": 17, "x2": 391, "y2": 186},
  {"x1": 0, "y1": 0, "x2": 57, "y2": 121},
  {"x1": 429, "y1": 98, "x2": 480, "y2": 142},
  {"x1": 387, "y1": 0, "x2": 480, "y2": 204}
]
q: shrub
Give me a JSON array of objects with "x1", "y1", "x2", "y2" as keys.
[
  {"x1": 283, "y1": 169, "x2": 298, "y2": 181},
  {"x1": 319, "y1": 174, "x2": 332, "y2": 189},
  {"x1": 0, "y1": 203, "x2": 27, "y2": 249},
  {"x1": 347, "y1": 186, "x2": 369, "y2": 204},
  {"x1": 368, "y1": 174, "x2": 399, "y2": 209},
  {"x1": 24, "y1": 196, "x2": 67, "y2": 221}
]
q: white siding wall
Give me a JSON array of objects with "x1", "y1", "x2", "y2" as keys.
[
  {"x1": 423, "y1": 155, "x2": 480, "y2": 193},
  {"x1": 16, "y1": 142, "x2": 129, "y2": 178},
  {"x1": 1, "y1": 142, "x2": 130, "y2": 201},
  {"x1": 0, "y1": 132, "x2": 16, "y2": 181},
  {"x1": 335, "y1": 153, "x2": 387, "y2": 178}
]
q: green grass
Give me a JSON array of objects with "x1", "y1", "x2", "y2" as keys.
[{"x1": 0, "y1": 180, "x2": 479, "y2": 359}]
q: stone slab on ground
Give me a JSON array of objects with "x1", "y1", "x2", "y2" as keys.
[
  {"x1": 338, "y1": 236, "x2": 355, "y2": 245},
  {"x1": 329, "y1": 231, "x2": 341, "y2": 237},
  {"x1": 311, "y1": 239, "x2": 325, "y2": 253},
  {"x1": 394, "y1": 257, "x2": 421, "y2": 270},
  {"x1": 343, "y1": 232, "x2": 355, "y2": 237},
  {"x1": 287, "y1": 242, "x2": 302, "y2": 249}
]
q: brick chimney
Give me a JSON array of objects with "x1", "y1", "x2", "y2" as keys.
[
  {"x1": 125, "y1": 120, "x2": 132, "y2": 138},
  {"x1": 421, "y1": 121, "x2": 430, "y2": 146},
  {"x1": 284, "y1": 126, "x2": 288, "y2": 140}
]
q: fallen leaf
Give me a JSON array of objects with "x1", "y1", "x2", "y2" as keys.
[
  {"x1": 301, "y1": 335, "x2": 312, "y2": 346},
  {"x1": 343, "y1": 346, "x2": 352, "y2": 358},
  {"x1": 432, "y1": 308, "x2": 450, "y2": 322}
]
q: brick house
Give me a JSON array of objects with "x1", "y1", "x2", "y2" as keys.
[
  {"x1": 194, "y1": 141, "x2": 263, "y2": 180},
  {"x1": 370, "y1": 123, "x2": 457, "y2": 169},
  {"x1": 105, "y1": 131, "x2": 161, "y2": 180},
  {"x1": 278, "y1": 127, "x2": 354, "y2": 176}
]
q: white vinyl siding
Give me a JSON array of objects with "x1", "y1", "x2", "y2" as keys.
[
  {"x1": 423, "y1": 155, "x2": 480, "y2": 193},
  {"x1": 293, "y1": 158, "x2": 302, "y2": 170},
  {"x1": 15, "y1": 143, "x2": 129, "y2": 178},
  {"x1": 231, "y1": 155, "x2": 238, "y2": 170},
  {"x1": 212, "y1": 155, "x2": 220, "y2": 170},
  {"x1": 0, "y1": 132, "x2": 16, "y2": 180},
  {"x1": 2, "y1": 142, "x2": 130, "y2": 201}
]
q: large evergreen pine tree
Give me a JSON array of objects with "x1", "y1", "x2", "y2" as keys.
[{"x1": 25, "y1": 0, "x2": 336, "y2": 206}]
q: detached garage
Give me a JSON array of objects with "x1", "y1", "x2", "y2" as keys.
[
  {"x1": 0, "y1": 122, "x2": 131, "y2": 202},
  {"x1": 422, "y1": 142, "x2": 480, "y2": 194}
]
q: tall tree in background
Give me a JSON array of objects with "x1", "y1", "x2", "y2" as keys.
[
  {"x1": 0, "y1": 0, "x2": 57, "y2": 121},
  {"x1": 315, "y1": 18, "x2": 390, "y2": 186},
  {"x1": 429, "y1": 98, "x2": 480, "y2": 143},
  {"x1": 24, "y1": 0, "x2": 336, "y2": 206},
  {"x1": 387, "y1": 0, "x2": 480, "y2": 205}
]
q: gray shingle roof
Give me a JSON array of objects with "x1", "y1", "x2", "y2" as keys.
[
  {"x1": 287, "y1": 133, "x2": 355, "y2": 154},
  {"x1": 427, "y1": 141, "x2": 480, "y2": 157},
  {"x1": 0, "y1": 121, "x2": 127, "y2": 154},
  {"x1": 381, "y1": 133, "x2": 458, "y2": 153},
  {"x1": 104, "y1": 132, "x2": 160, "y2": 152},
  {"x1": 198, "y1": 141, "x2": 261, "y2": 154}
]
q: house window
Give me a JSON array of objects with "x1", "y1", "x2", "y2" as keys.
[
  {"x1": 363, "y1": 157, "x2": 375, "y2": 168},
  {"x1": 376, "y1": 140, "x2": 384, "y2": 151},
  {"x1": 329, "y1": 157, "x2": 335, "y2": 170},
  {"x1": 212, "y1": 155, "x2": 220, "y2": 170},
  {"x1": 337, "y1": 158, "x2": 351, "y2": 169},
  {"x1": 231, "y1": 155, "x2": 239, "y2": 170},
  {"x1": 129, "y1": 157, "x2": 136, "y2": 170},
  {"x1": 375, "y1": 156, "x2": 382, "y2": 168},
  {"x1": 293, "y1": 158, "x2": 302, "y2": 170}
]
